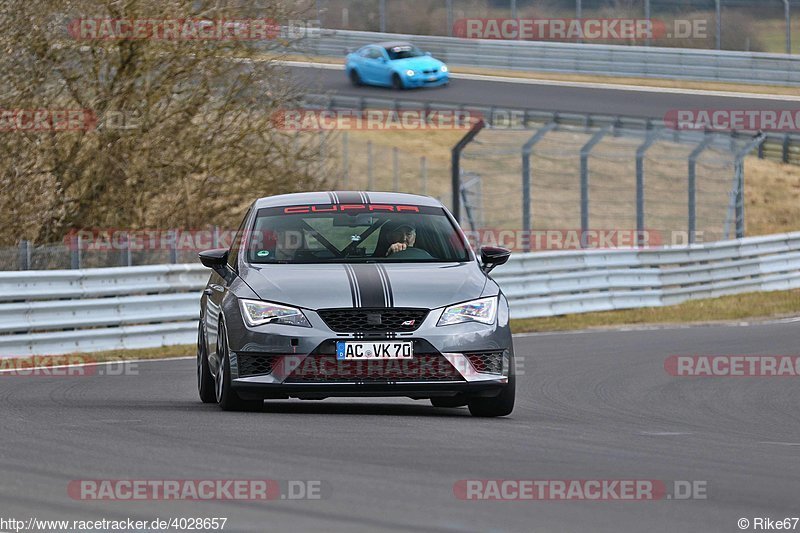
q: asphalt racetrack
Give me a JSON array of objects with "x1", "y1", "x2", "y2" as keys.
[
  {"x1": 2, "y1": 320, "x2": 799, "y2": 532},
  {"x1": 287, "y1": 63, "x2": 800, "y2": 118}
]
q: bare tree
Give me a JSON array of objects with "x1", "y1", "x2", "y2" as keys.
[{"x1": 0, "y1": 0, "x2": 333, "y2": 245}]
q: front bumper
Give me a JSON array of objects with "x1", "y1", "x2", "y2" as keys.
[
  {"x1": 403, "y1": 72, "x2": 449, "y2": 88},
  {"x1": 223, "y1": 302, "x2": 513, "y2": 400}
]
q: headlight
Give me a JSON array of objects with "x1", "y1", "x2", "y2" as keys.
[
  {"x1": 239, "y1": 299, "x2": 311, "y2": 327},
  {"x1": 437, "y1": 296, "x2": 497, "y2": 327},
  {"x1": 440, "y1": 65, "x2": 448, "y2": 72},
  {"x1": 406, "y1": 69, "x2": 415, "y2": 76}
]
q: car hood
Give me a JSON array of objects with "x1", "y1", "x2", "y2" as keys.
[
  {"x1": 391, "y1": 56, "x2": 444, "y2": 71},
  {"x1": 240, "y1": 262, "x2": 488, "y2": 310}
]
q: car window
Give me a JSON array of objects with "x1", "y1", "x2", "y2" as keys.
[
  {"x1": 358, "y1": 47, "x2": 371, "y2": 58},
  {"x1": 227, "y1": 207, "x2": 251, "y2": 270},
  {"x1": 366, "y1": 47, "x2": 384, "y2": 60},
  {"x1": 386, "y1": 45, "x2": 424, "y2": 60},
  {"x1": 246, "y1": 205, "x2": 470, "y2": 264}
]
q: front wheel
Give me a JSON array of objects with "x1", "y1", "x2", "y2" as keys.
[
  {"x1": 349, "y1": 69, "x2": 362, "y2": 86},
  {"x1": 215, "y1": 321, "x2": 262, "y2": 412},
  {"x1": 197, "y1": 320, "x2": 216, "y2": 403},
  {"x1": 391, "y1": 73, "x2": 405, "y2": 90},
  {"x1": 468, "y1": 360, "x2": 515, "y2": 417}
]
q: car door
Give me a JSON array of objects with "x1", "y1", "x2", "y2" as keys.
[
  {"x1": 204, "y1": 209, "x2": 250, "y2": 374},
  {"x1": 362, "y1": 46, "x2": 388, "y2": 85}
]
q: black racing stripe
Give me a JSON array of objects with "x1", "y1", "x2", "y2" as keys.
[
  {"x1": 343, "y1": 264, "x2": 358, "y2": 307},
  {"x1": 350, "y1": 264, "x2": 386, "y2": 308},
  {"x1": 363, "y1": 191, "x2": 371, "y2": 203},
  {"x1": 377, "y1": 264, "x2": 394, "y2": 307},
  {"x1": 334, "y1": 191, "x2": 363, "y2": 204},
  {"x1": 327, "y1": 192, "x2": 335, "y2": 204}
]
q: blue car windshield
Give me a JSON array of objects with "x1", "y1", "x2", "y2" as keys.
[
  {"x1": 245, "y1": 204, "x2": 470, "y2": 264},
  {"x1": 386, "y1": 45, "x2": 424, "y2": 60}
]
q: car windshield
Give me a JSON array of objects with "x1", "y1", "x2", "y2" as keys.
[
  {"x1": 245, "y1": 204, "x2": 470, "y2": 264},
  {"x1": 386, "y1": 45, "x2": 424, "y2": 60}
]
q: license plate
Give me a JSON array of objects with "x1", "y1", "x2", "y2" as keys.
[
  {"x1": 336, "y1": 341, "x2": 413, "y2": 360},
  {"x1": 428, "y1": 76, "x2": 436, "y2": 81}
]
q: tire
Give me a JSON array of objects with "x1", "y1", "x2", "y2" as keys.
[
  {"x1": 468, "y1": 358, "x2": 515, "y2": 418},
  {"x1": 215, "y1": 320, "x2": 262, "y2": 412},
  {"x1": 349, "y1": 69, "x2": 361, "y2": 86},
  {"x1": 430, "y1": 396, "x2": 468, "y2": 408},
  {"x1": 197, "y1": 320, "x2": 216, "y2": 403},
  {"x1": 391, "y1": 73, "x2": 405, "y2": 90}
]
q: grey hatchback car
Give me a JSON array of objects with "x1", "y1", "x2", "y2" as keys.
[{"x1": 197, "y1": 191, "x2": 515, "y2": 417}]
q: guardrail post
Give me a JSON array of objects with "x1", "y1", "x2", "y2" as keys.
[
  {"x1": 635, "y1": 129, "x2": 661, "y2": 247},
  {"x1": 451, "y1": 120, "x2": 485, "y2": 222},
  {"x1": 688, "y1": 134, "x2": 715, "y2": 244},
  {"x1": 580, "y1": 126, "x2": 612, "y2": 248},
  {"x1": 18, "y1": 240, "x2": 29, "y2": 270},
  {"x1": 521, "y1": 121, "x2": 557, "y2": 252}
]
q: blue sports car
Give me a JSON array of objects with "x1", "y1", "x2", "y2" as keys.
[{"x1": 345, "y1": 41, "x2": 449, "y2": 89}]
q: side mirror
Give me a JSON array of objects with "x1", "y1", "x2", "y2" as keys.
[
  {"x1": 425, "y1": 51, "x2": 432, "y2": 56},
  {"x1": 480, "y1": 246, "x2": 511, "y2": 273},
  {"x1": 198, "y1": 248, "x2": 229, "y2": 275}
]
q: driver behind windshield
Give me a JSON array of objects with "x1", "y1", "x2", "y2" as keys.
[{"x1": 385, "y1": 223, "x2": 416, "y2": 256}]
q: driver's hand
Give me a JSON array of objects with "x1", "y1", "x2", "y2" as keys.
[{"x1": 387, "y1": 243, "x2": 407, "y2": 255}]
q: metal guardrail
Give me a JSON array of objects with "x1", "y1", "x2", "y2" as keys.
[
  {"x1": 0, "y1": 265, "x2": 206, "y2": 356},
  {"x1": 493, "y1": 231, "x2": 800, "y2": 318},
  {"x1": 302, "y1": 28, "x2": 800, "y2": 86},
  {"x1": 2, "y1": 232, "x2": 799, "y2": 356}
]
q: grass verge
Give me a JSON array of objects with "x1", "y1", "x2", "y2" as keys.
[
  {"x1": 0, "y1": 344, "x2": 193, "y2": 369},
  {"x1": 510, "y1": 289, "x2": 800, "y2": 333}
]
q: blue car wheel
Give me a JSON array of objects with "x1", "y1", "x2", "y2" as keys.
[
  {"x1": 391, "y1": 73, "x2": 405, "y2": 90},
  {"x1": 349, "y1": 69, "x2": 361, "y2": 86}
]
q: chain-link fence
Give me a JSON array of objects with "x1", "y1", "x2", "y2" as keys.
[{"x1": 456, "y1": 120, "x2": 763, "y2": 249}]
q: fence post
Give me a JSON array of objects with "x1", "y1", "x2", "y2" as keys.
[
  {"x1": 576, "y1": 0, "x2": 582, "y2": 43},
  {"x1": 688, "y1": 134, "x2": 714, "y2": 244},
  {"x1": 420, "y1": 156, "x2": 427, "y2": 195},
  {"x1": 715, "y1": 0, "x2": 721, "y2": 50},
  {"x1": 635, "y1": 129, "x2": 661, "y2": 247},
  {"x1": 451, "y1": 120, "x2": 486, "y2": 222},
  {"x1": 18, "y1": 240, "x2": 29, "y2": 270},
  {"x1": 785, "y1": 0, "x2": 792, "y2": 54},
  {"x1": 724, "y1": 134, "x2": 766, "y2": 239},
  {"x1": 70, "y1": 234, "x2": 81, "y2": 269},
  {"x1": 644, "y1": 0, "x2": 651, "y2": 46},
  {"x1": 579, "y1": 126, "x2": 612, "y2": 248},
  {"x1": 169, "y1": 230, "x2": 178, "y2": 264},
  {"x1": 342, "y1": 131, "x2": 349, "y2": 188},
  {"x1": 392, "y1": 146, "x2": 399, "y2": 191},
  {"x1": 379, "y1": 0, "x2": 386, "y2": 33},
  {"x1": 367, "y1": 140, "x2": 374, "y2": 190},
  {"x1": 119, "y1": 232, "x2": 129, "y2": 267},
  {"x1": 521, "y1": 121, "x2": 557, "y2": 252},
  {"x1": 446, "y1": 0, "x2": 453, "y2": 36}
]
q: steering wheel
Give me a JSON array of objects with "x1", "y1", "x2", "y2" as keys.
[{"x1": 386, "y1": 247, "x2": 434, "y2": 260}]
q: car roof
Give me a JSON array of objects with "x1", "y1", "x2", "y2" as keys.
[
  {"x1": 253, "y1": 191, "x2": 444, "y2": 209},
  {"x1": 372, "y1": 41, "x2": 414, "y2": 50}
]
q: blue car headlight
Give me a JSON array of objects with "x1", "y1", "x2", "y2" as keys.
[
  {"x1": 239, "y1": 299, "x2": 311, "y2": 327},
  {"x1": 441, "y1": 65, "x2": 448, "y2": 73},
  {"x1": 405, "y1": 69, "x2": 415, "y2": 77},
  {"x1": 437, "y1": 297, "x2": 497, "y2": 327}
]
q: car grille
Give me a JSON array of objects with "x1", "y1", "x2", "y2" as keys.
[
  {"x1": 283, "y1": 354, "x2": 463, "y2": 383},
  {"x1": 238, "y1": 354, "x2": 280, "y2": 377},
  {"x1": 317, "y1": 308, "x2": 428, "y2": 333},
  {"x1": 422, "y1": 68, "x2": 438, "y2": 74},
  {"x1": 465, "y1": 351, "x2": 504, "y2": 375}
]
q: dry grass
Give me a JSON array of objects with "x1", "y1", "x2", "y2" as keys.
[
  {"x1": 0, "y1": 345, "x2": 192, "y2": 369},
  {"x1": 511, "y1": 289, "x2": 800, "y2": 333}
]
